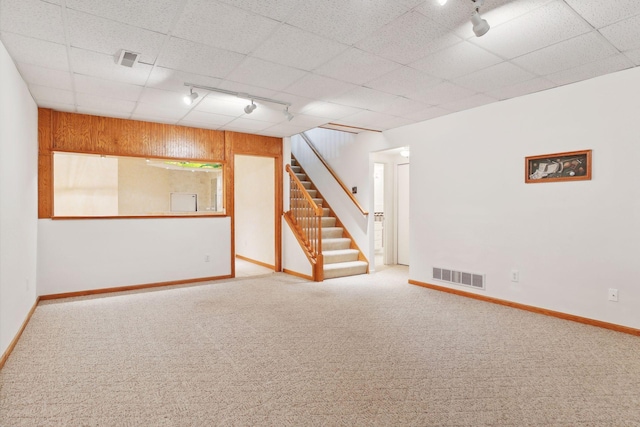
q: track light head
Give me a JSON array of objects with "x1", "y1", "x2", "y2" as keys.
[
  {"x1": 183, "y1": 88, "x2": 198, "y2": 105},
  {"x1": 244, "y1": 101, "x2": 257, "y2": 114},
  {"x1": 471, "y1": 10, "x2": 490, "y2": 37},
  {"x1": 438, "y1": 0, "x2": 448, "y2": 5},
  {"x1": 283, "y1": 107, "x2": 294, "y2": 121}
]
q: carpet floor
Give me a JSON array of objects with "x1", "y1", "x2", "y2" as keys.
[{"x1": 1, "y1": 266, "x2": 639, "y2": 426}]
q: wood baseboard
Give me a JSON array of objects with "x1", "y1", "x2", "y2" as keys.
[
  {"x1": 0, "y1": 297, "x2": 40, "y2": 370},
  {"x1": 409, "y1": 279, "x2": 640, "y2": 337},
  {"x1": 235, "y1": 255, "x2": 275, "y2": 270},
  {"x1": 39, "y1": 275, "x2": 233, "y2": 301},
  {"x1": 283, "y1": 269, "x2": 313, "y2": 281}
]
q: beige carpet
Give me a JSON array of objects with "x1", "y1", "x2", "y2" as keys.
[{"x1": 1, "y1": 266, "x2": 640, "y2": 426}]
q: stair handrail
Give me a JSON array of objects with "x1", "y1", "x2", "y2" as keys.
[
  {"x1": 300, "y1": 131, "x2": 369, "y2": 216},
  {"x1": 285, "y1": 164, "x2": 324, "y2": 281}
]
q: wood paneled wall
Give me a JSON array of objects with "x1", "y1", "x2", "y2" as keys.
[{"x1": 38, "y1": 109, "x2": 285, "y2": 275}]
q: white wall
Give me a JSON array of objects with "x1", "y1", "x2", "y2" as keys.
[
  {"x1": 0, "y1": 41, "x2": 38, "y2": 356},
  {"x1": 282, "y1": 217, "x2": 313, "y2": 278},
  {"x1": 234, "y1": 155, "x2": 275, "y2": 267},
  {"x1": 385, "y1": 66, "x2": 640, "y2": 330},
  {"x1": 37, "y1": 217, "x2": 231, "y2": 295}
]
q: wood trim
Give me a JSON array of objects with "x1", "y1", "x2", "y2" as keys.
[
  {"x1": 286, "y1": 164, "x2": 323, "y2": 216},
  {"x1": 236, "y1": 254, "x2": 275, "y2": 270},
  {"x1": 225, "y1": 133, "x2": 235, "y2": 279},
  {"x1": 283, "y1": 269, "x2": 314, "y2": 281},
  {"x1": 409, "y1": 280, "x2": 640, "y2": 337},
  {"x1": 38, "y1": 108, "x2": 53, "y2": 218},
  {"x1": 40, "y1": 275, "x2": 233, "y2": 301},
  {"x1": 51, "y1": 214, "x2": 228, "y2": 220},
  {"x1": 300, "y1": 132, "x2": 369, "y2": 216},
  {"x1": 322, "y1": 123, "x2": 382, "y2": 133},
  {"x1": 274, "y1": 154, "x2": 283, "y2": 272},
  {"x1": 283, "y1": 212, "x2": 317, "y2": 269},
  {"x1": 0, "y1": 297, "x2": 40, "y2": 370}
]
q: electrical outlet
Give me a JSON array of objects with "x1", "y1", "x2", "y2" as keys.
[
  {"x1": 510, "y1": 269, "x2": 519, "y2": 282},
  {"x1": 205, "y1": 254, "x2": 211, "y2": 263},
  {"x1": 608, "y1": 288, "x2": 618, "y2": 302}
]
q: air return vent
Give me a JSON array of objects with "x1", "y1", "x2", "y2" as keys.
[
  {"x1": 433, "y1": 267, "x2": 485, "y2": 290},
  {"x1": 116, "y1": 50, "x2": 140, "y2": 68}
]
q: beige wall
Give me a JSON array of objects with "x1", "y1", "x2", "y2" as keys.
[
  {"x1": 54, "y1": 153, "x2": 118, "y2": 216},
  {"x1": 118, "y1": 157, "x2": 170, "y2": 215}
]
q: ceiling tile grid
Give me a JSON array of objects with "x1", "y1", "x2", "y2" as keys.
[{"x1": 0, "y1": 0, "x2": 638, "y2": 137}]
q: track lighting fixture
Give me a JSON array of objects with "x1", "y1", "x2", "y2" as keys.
[
  {"x1": 244, "y1": 100, "x2": 257, "y2": 114},
  {"x1": 470, "y1": 0, "x2": 490, "y2": 37},
  {"x1": 183, "y1": 88, "x2": 198, "y2": 105},
  {"x1": 283, "y1": 106, "x2": 294, "y2": 121}
]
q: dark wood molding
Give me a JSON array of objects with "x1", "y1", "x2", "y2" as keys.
[
  {"x1": 283, "y1": 269, "x2": 314, "y2": 281},
  {"x1": 39, "y1": 275, "x2": 233, "y2": 301},
  {"x1": 409, "y1": 279, "x2": 640, "y2": 337},
  {"x1": 0, "y1": 297, "x2": 40, "y2": 370},
  {"x1": 236, "y1": 254, "x2": 275, "y2": 270}
]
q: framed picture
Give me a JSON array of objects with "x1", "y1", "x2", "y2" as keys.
[{"x1": 525, "y1": 149, "x2": 592, "y2": 183}]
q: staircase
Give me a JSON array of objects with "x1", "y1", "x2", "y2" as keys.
[{"x1": 289, "y1": 158, "x2": 368, "y2": 280}]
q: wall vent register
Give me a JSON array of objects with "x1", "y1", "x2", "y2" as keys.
[{"x1": 433, "y1": 267, "x2": 485, "y2": 290}]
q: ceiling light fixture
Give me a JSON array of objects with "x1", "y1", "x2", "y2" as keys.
[
  {"x1": 244, "y1": 100, "x2": 257, "y2": 114},
  {"x1": 470, "y1": 0, "x2": 490, "y2": 37},
  {"x1": 438, "y1": 0, "x2": 448, "y2": 5},
  {"x1": 183, "y1": 87, "x2": 198, "y2": 105},
  {"x1": 400, "y1": 148, "x2": 410, "y2": 158},
  {"x1": 183, "y1": 83, "x2": 292, "y2": 116},
  {"x1": 283, "y1": 106, "x2": 294, "y2": 121}
]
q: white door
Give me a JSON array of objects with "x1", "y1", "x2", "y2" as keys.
[{"x1": 397, "y1": 163, "x2": 410, "y2": 266}]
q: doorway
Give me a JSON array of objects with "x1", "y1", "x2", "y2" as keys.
[
  {"x1": 397, "y1": 163, "x2": 410, "y2": 266},
  {"x1": 234, "y1": 154, "x2": 276, "y2": 276}
]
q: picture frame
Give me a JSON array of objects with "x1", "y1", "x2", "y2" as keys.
[{"x1": 525, "y1": 149, "x2": 592, "y2": 183}]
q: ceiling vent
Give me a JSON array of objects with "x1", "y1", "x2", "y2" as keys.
[{"x1": 116, "y1": 50, "x2": 140, "y2": 68}]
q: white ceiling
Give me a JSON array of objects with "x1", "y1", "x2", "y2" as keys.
[{"x1": 0, "y1": 0, "x2": 638, "y2": 137}]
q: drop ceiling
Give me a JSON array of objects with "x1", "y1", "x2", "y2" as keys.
[{"x1": 0, "y1": 0, "x2": 638, "y2": 137}]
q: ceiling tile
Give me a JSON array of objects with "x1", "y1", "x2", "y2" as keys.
[
  {"x1": 513, "y1": 32, "x2": 619, "y2": 76},
  {"x1": 222, "y1": 117, "x2": 274, "y2": 131},
  {"x1": 251, "y1": 25, "x2": 348, "y2": 71},
  {"x1": 157, "y1": 37, "x2": 245, "y2": 79},
  {"x1": 133, "y1": 102, "x2": 190, "y2": 121},
  {"x1": 17, "y1": 62, "x2": 73, "y2": 91},
  {"x1": 0, "y1": 0, "x2": 65, "y2": 43},
  {"x1": 439, "y1": 93, "x2": 497, "y2": 113},
  {"x1": 486, "y1": 77, "x2": 555, "y2": 100},
  {"x1": 342, "y1": 110, "x2": 404, "y2": 131},
  {"x1": 564, "y1": 0, "x2": 639, "y2": 29},
  {"x1": 285, "y1": 0, "x2": 413, "y2": 45},
  {"x1": 146, "y1": 67, "x2": 223, "y2": 93},
  {"x1": 402, "y1": 106, "x2": 451, "y2": 122},
  {"x1": 28, "y1": 84, "x2": 75, "y2": 105},
  {"x1": 379, "y1": 98, "x2": 434, "y2": 117},
  {"x1": 285, "y1": 114, "x2": 330, "y2": 129},
  {"x1": 453, "y1": 62, "x2": 535, "y2": 93},
  {"x1": 299, "y1": 102, "x2": 362, "y2": 120},
  {"x1": 625, "y1": 49, "x2": 640, "y2": 66},
  {"x1": 172, "y1": 0, "x2": 279, "y2": 54},
  {"x1": 283, "y1": 74, "x2": 358, "y2": 101},
  {"x1": 267, "y1": 92, "x2": 316, "y2": 114},
  {"x1": 67, "y1": 10, "x2": 166, "y2": 65},
  {"x1": 75, "y1": 108, "x2": 130, "y2": 120},
  {"x1": 194, "y1": 95, "x2": 252, "y2": 117},
  {"x1": 180, "y1": 110, "x2": 235, "y2": 127},
  {"x1": 262, "y1": 122, "x2": 314, "y2": 138},
  {"x1": 70, "y1": 48, "x2": 153, "y2": 85},
  {"x1": 37, "y1": 100, "x2": 75, "y2": 112},
  {"x1": 224, "y1": 57, "x2": 307, "y2": 92},
  {"x1": 0, "y1": 32, "x2": 69, "y2": 70},
  {"x1": 129, "y1": 114, "x2": 177, "y2": 125},
  {"x1": 138, "y1": 87, "x2": 198, "y2": 109},
  {"x1": 217, "y1": 81, "x2": 278, "y2": 99},
  {"x1": 409, "y1": 81, "x2": 476, "y2": 105},
  {"x1": 545, "y1": 54, "x2": 634, "y2": 86},
  {"x1": 215, "y1": 0, "x2": 302, "y2": 22},
  {"x1": 356, "y1": 11, "x2": 461, "y2": 65},
  {"x1": 328, "y1": 87, "x2": 401, "y2": 112},
  {"x1": 409, "y1": 41, "x2": 502, "y2": 80},
  {"x1": 365, "y1": 66, "x2": 442, "y2": 98},
  {"x1": 599, "y1": 14, "x2": 640, "y2": 52},
  {"x1": 74, "y1": 74, "x2": 143, "y2": 101},
  {"x1": 75, "y1": 92, "x2": 136, "y2": 114},
  {"x1": 65, "y1": 0, "x2": 181, "y2": 33},
  {"x1": 470, "y1": 1, "x2": 592, "y2": 59},
  {"x1": 315, "y1": 48, "x2": 401, "y2": 85}
]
